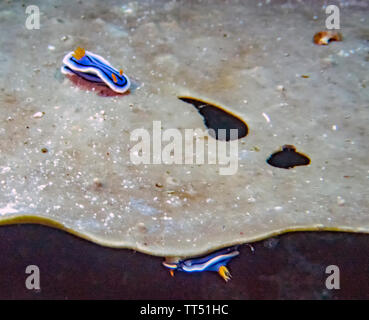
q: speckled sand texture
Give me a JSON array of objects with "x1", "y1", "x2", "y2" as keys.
[{"x1": 0, "y1": 0, "x2": 368, "y2": 257}]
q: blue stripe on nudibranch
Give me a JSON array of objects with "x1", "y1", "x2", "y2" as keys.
[
  {"x1": 162, "y1": 246, "x2": 239, "y2": 281},
  {"x1": 61, "y1": 65, "x2": 104, "y2": 83},
  {"x1": 61, "y1": 47, "x2": 131, "y2": 93}
]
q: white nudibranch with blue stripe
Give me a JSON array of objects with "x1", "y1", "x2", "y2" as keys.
[
  {"x1": 162, "y1": 246, "x2": 240, "y2": 282},
  {"x1": 61, "y1": 47, "x2": 131, "y2": 93}
]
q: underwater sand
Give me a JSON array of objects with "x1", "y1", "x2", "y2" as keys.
[{"x1": 0, "y1": 0, "x2": 368, "y2": 257}]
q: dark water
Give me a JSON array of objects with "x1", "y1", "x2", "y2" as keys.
[{"x1": 0, "y1": 224, "x2": 368, "y2": 299}]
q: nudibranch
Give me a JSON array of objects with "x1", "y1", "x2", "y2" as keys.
[
  {"x1": 162, "y1": 246, "x2": 239, "y2": 282},
  {"x1": 61, "y1": 47, "x2": 131, "y2": 93}
]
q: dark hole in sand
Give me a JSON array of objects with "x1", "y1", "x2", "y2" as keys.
[
  {"x1": 267, "y1": 145, "x2": 310, "y2": 169},
  {"x1": 178, "y1": 97, "x2": 248, "y2": 141}
]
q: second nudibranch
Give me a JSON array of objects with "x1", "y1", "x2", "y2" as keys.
[
  {"x1": 61, "y1": 47, "x2": 131, "y2": 93},
  {"x1": 162, "y1": 246, "x2": 239, "y2": 282}
]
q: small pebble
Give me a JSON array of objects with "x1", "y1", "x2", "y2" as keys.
[{"x1": 32, "y1": 112, "x2": 44, "y2": 118}]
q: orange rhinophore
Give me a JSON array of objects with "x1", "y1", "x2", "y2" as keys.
[
  {"x1": 120, "y1": 69, "x2": 123, "y2": 76},
  {"x1": 112, "y1": 73, "x2": 117, "y2": 83},
  {"x1": 72, "y1": 47, "x2": 86, "y2": 60},
  {"x1": 313, "y1": 31, "x2": 342, "y2": 45}
]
